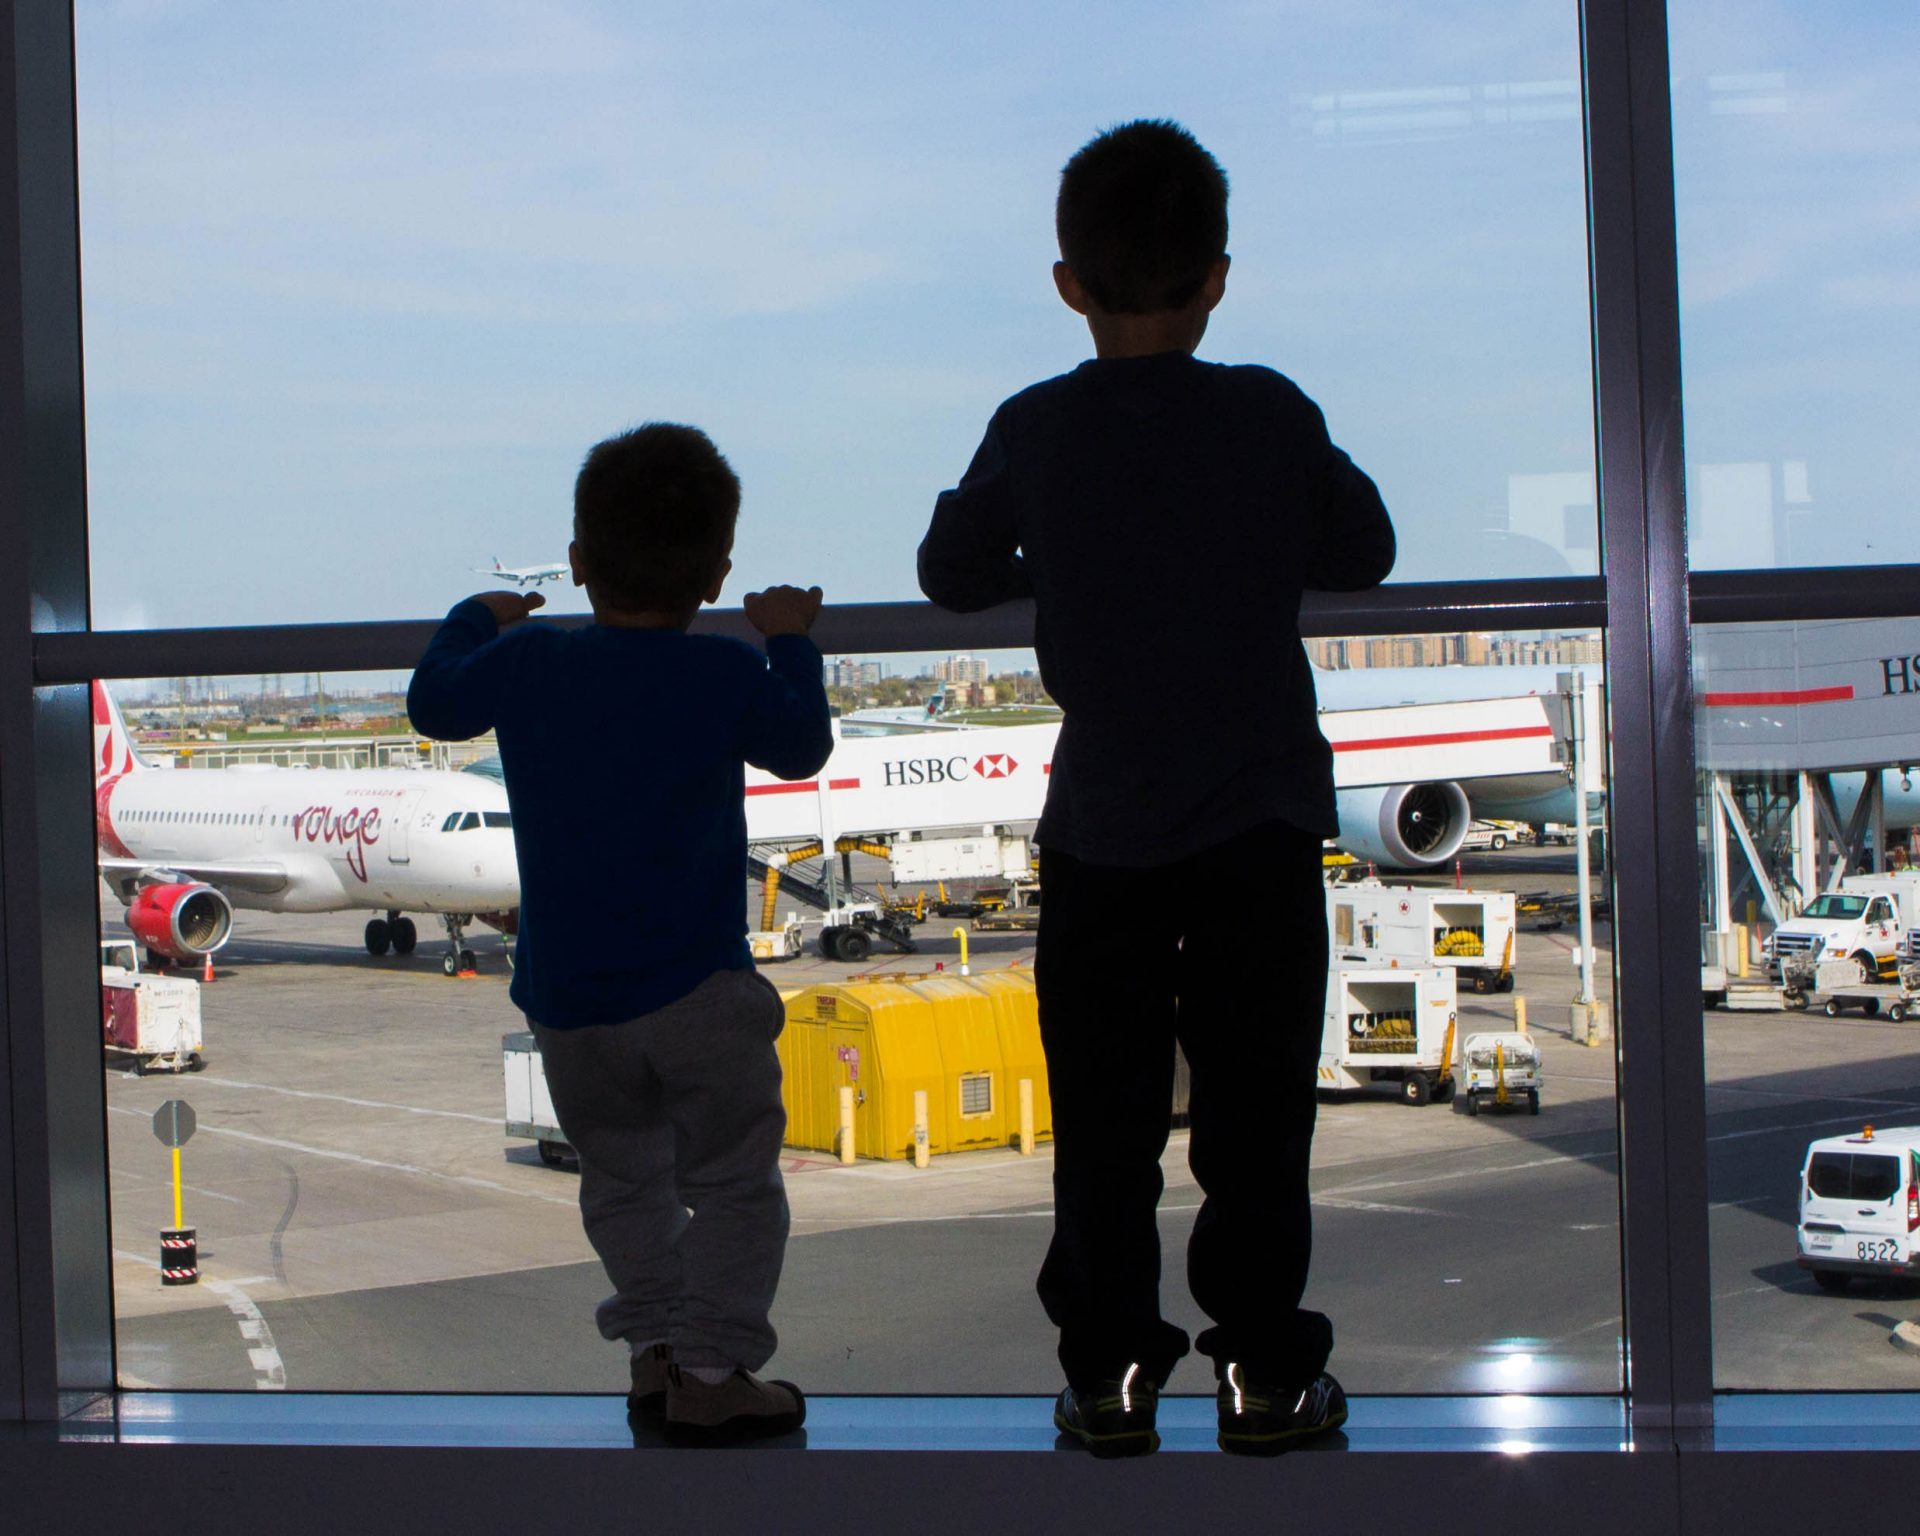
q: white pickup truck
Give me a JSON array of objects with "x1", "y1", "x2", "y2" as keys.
[{"x1": 1768, "y1": 874, "x2": 1920, "y2": 985}]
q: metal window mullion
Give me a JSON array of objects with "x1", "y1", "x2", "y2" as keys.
[
  {"x1": 2, "y1": 0, "x2": 113, "y2": 1421},
  {"x1": 33, "y1": 579, "x2": 1617, "y2": 684},
  {"x1": 1582, "y1": 0, "x2": 1713, "y2": 1439}
]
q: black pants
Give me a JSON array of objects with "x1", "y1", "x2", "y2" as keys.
[{"x1": 1035, "y1": 819, "x2": 1332, "y2": 1392}]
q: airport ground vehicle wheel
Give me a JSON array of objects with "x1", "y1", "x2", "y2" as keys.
[
  {"x1": 390, "y1": 917, "x2": 417, "y2": 955},
  {"x1": 1813, "y1": 1270, "x2": 1852, "y2": 1294},
  {"x1": 1498, "y1": 972, "x2": 1515, "y2": 993},
  {"x1": 1856, "y1": 953, "x2": 1879, "y2": 984},
  {"x1": 1864, "y1": 998, "x2": 1881, "y2": 1016},
  {"x1": 186, "y1": 1052, "x2": 206, "y2": 1072},
  {"x1": 818, "y1": 929, "x2": 843, "y2": 961},
  {"x1": 1825, "y1": 999, "x2": 1843, "y2": 1017},
  {"x1": 1527, "y1": 1089, "x2": 1540, "y2": 1115},
  {"x1": 1431, "y1": 1078, "x2": 1457, "y2": 1104},
  {"x1": 1465, "y1": 1092, "x2": 1480, "y2": 1117},
  {"x1": 1491, "y1": 834, "x2": 1507, "y2": 851},
  {"x1": 1471, "y1": 974, "x2": 1489, "y2": 994},
  {"x1": 1403, "y1": 1075, "x2": 1432, "y2": 1107},
  {"x1": 537, "y1": 1139, "x2": 579, "y2": 1170},
  {"x1": 838, "y1": 928, "x2": 872, "y2": 963},
  {"x1": 1890, "y1": 1002, "x2": 1908, "y2": 1024},
  {"x1": 365, "y1": 918, "x2": 392, "y2": 956},
  {"x1": 459, "y1": 948, "x2": 477, "y2": 973},
  {"x1": 442, "y1": 952, "x2": 460, "y2": 977}
]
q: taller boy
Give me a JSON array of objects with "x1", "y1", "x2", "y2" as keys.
[{"x1": 919, "y1": 121, "x2": 1395, "y2": 1457}]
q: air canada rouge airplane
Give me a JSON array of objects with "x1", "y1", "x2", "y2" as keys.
[{"x1": 92, "y1": 683, "x2": 519, "y2": 975}]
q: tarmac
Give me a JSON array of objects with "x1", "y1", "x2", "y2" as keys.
[{"x1": 97, "y1": 845, "x2": 1920, "y2": 1398}]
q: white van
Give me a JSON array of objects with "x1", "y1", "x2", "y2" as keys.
[{"x1": 1798, "y1": 1126, "x2": 1920, "y2": 1292}]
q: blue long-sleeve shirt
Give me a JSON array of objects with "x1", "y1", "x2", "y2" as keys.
[
  {"x1": 919, "y1": 353, "x2": 1395, "y2": 864},
  {"x1": 408, "y1": 599, "x2": 833, "y2": 1027}
]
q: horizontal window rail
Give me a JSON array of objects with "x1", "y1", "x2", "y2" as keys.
[
  {"x1": 31, "y1": 565, "x2": 1920, "y2": 684},
  {"x1": 33, "y1": 578, "x2": 1610, "y2": 683}
]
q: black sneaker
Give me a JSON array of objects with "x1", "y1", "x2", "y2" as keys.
[
  {"x1": 1053, "y1": 1364, "x2": 1160, "y2": 1458},
  {"x1": 627, "y1": 1342, "x2": 671, "y2": 1426},
  {"x1": 1216, "y1": 1366, "x2": 1347, "y2": 1455},
  {"x1": 663, "y1": 1365, "x2": 807, "y2": 1446}
]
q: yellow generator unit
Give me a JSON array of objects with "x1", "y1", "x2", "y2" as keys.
[{"x1": 778, "y1": 970, "x2": 1052, "y2": 1160}]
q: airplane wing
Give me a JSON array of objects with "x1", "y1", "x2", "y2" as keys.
[{"x1": 99, "y1": 857, "x2": 291, "y2": 896}]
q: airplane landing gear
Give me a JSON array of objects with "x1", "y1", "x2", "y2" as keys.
[
  {"x1": 440, "y1": 914, "x2": 478, "y2": 976},
  {"x1": 369, "y1": 914, "x2": 420, "y2": 958}
]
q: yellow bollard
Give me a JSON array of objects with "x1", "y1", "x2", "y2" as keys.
[
  {"x1": 1734, "y1": 922, "x2": 1750, "y2": 980},
  {"x1": 951, "y1": 926, "x2": 971, "y2": 976},
  {"x1": 1018, "y1": 1078, "x2": 1035, "y2": 1156},
  {"x1": 1513, "y1": 996, "x2": 1528, "y2": 1035},
  {"x1": 912, "y1": 1090, "x2": 930, "y2": 1169},
  {"x1": 838, "y1": 1085, "x2": 856, "y2": 1165}
]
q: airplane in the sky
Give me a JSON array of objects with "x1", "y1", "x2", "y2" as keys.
[
  {"x1": 93, "y1": 684, "x2": 519, "y2": 974},
  {"x1": 475, "y1": 556, "x2": 568, "y2": 587}
]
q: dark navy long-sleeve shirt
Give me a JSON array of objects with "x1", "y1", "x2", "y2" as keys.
[
  {"x1": 408, "y1": 599, "x2": 832, "y2": 1027},
  {"x1": 919, "y1": 353, "x2": 1395, "y2": 865}
]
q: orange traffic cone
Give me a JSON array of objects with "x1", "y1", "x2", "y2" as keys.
[{"x1": 201, "y1": 951, "x2": 216, "y2": 984}]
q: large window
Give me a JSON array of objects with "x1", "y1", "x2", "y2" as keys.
[
  {"x1": 29, "y1": 0, "x2": 1920, "y2": 1523},
  {"x1": 94, "y1": 632, "x2": 1619, "y2": 1395},
  {"x1": 75, "y1": 0, "x2": 1595, "y2": 632}
]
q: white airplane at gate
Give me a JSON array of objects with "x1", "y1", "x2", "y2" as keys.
[
  {"x1": 92, "y1": 683, "x2": 518, "y2": 974},
  {"x1": 742, "y1": 680, "x2": 1600, "y2": 870}
]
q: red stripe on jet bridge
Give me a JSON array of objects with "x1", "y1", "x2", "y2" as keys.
[
  {"x1": 1332, "y1": 725, "x2": 1555, "y2": 753},
  {"x1": 1701, "y1": 685, "x2": 1855, "y2": 708},
  {"x1": 744, "y1": 777, "x2": 862, "y2": 797}
]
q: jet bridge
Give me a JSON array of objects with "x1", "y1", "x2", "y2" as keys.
[{"x1": 1697, "y1": 619, "x2": 1920, "y2": 973}]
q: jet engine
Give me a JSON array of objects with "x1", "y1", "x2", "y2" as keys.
[
  {"x1": 126, "y1": 881, "x2": 233, "y2": 962},
  {"x1": 1334, "y1": 782, "x2": 1472, "y2": 869}
]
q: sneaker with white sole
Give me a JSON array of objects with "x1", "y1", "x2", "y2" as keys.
[
  {"x1": 1052, "y1": 1363, "x2": 1160, "y2": 1459},
  {"x1": 627, "y1": 1342, "x2": 671, "y2": 1425},
  {"x1": 663, "y1": 1365, "x2": 806, "y2": 1446},
  {"x1": 1216, "y1": 1366, "x2": 1347, "y2": 1455}
]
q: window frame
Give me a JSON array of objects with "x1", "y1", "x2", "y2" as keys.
[{"x1": 9, "y1": 0, "x2": 1920, "y2": 1522}]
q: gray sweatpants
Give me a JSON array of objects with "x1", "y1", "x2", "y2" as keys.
[{"x1": 532, "y1": 967, "x2": 790, "y2": 1373}]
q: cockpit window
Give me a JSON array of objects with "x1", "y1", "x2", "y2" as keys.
[
  {"x1": 441, "y1": 812, "x2": 463, "y2": 832},
  {"x1": 483, "y1": 812, "x2": 512, "y2": 830}
]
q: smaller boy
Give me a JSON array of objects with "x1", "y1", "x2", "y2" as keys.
[
  {"x1": 919, "y1": 121, "x2": 1395, "y2": 1457},
  {"x1": 409, "y1": 422, "x2": 831, "y2": 1445}
]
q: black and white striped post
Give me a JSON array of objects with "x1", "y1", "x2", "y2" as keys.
[{"x1": 152, "y1": 1100, "x2": 199, "y2": 1286}]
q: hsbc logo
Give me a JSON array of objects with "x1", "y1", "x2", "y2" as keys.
[{"x1": 881, "y1": 753, "x2": 1021, "y2": 788}]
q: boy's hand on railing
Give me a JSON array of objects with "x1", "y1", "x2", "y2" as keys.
[
  {"x1": 466, "y1": 591, "x2": 546, "y2": 627},
  {"x1": 744, "y1": 585, "x2": 824, "y2": 638}
]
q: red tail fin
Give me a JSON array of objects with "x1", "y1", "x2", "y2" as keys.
[{"x1": 92, "y1": 682, "x2": 146, "y2": 784}]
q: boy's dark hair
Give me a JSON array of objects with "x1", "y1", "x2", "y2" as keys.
[
  {"x1": 572, "y1": 422, "x2": 740, "y2": 613},
  {"x1": 1055, "y1": 119, "x2": 1229, "y2": 315}
]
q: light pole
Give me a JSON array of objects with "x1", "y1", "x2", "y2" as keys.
[{"x1": 1561, "y1": 669, "x2": 1600, "y2": 1044}]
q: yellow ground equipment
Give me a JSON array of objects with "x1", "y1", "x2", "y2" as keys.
[{"x1": 778, "y1": 970, "x2": 1052, "y2": 1160}]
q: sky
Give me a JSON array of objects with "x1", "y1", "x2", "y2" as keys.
[{"x1": 71, "y1": 0, "x2": 1918, "y2": 634}]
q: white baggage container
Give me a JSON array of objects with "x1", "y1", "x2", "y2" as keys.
[
  {"x1": 1319, "y1": 965, "x2": 1459, "y2": 1106},
  {"x1": 887, "y1": 831, "x2": 1032, "y2": 885},
  {"x1": 101, "y1": 970, "x2": 204, "y2": 1074},
  {"x1": 1327, "y1": 881, "x2": 1518, "y2": 993},
  {"x1": 503, "y1": 1031, "x2": 575, "y2": 1168}
]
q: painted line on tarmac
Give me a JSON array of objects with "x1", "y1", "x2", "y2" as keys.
[
  {"x1": 113, "y1": 1249, "x2": 285, "y2": 1391},
  {"x1": 107, "y1": 1107, "x2": 577, "y2": 1209},
  {"x1": 187, "y1": 1075, "x2": 499, "y2": 1125},
  {"x1": 793, "y1": 1194, "x2": 1446, "y2": 1233}
]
